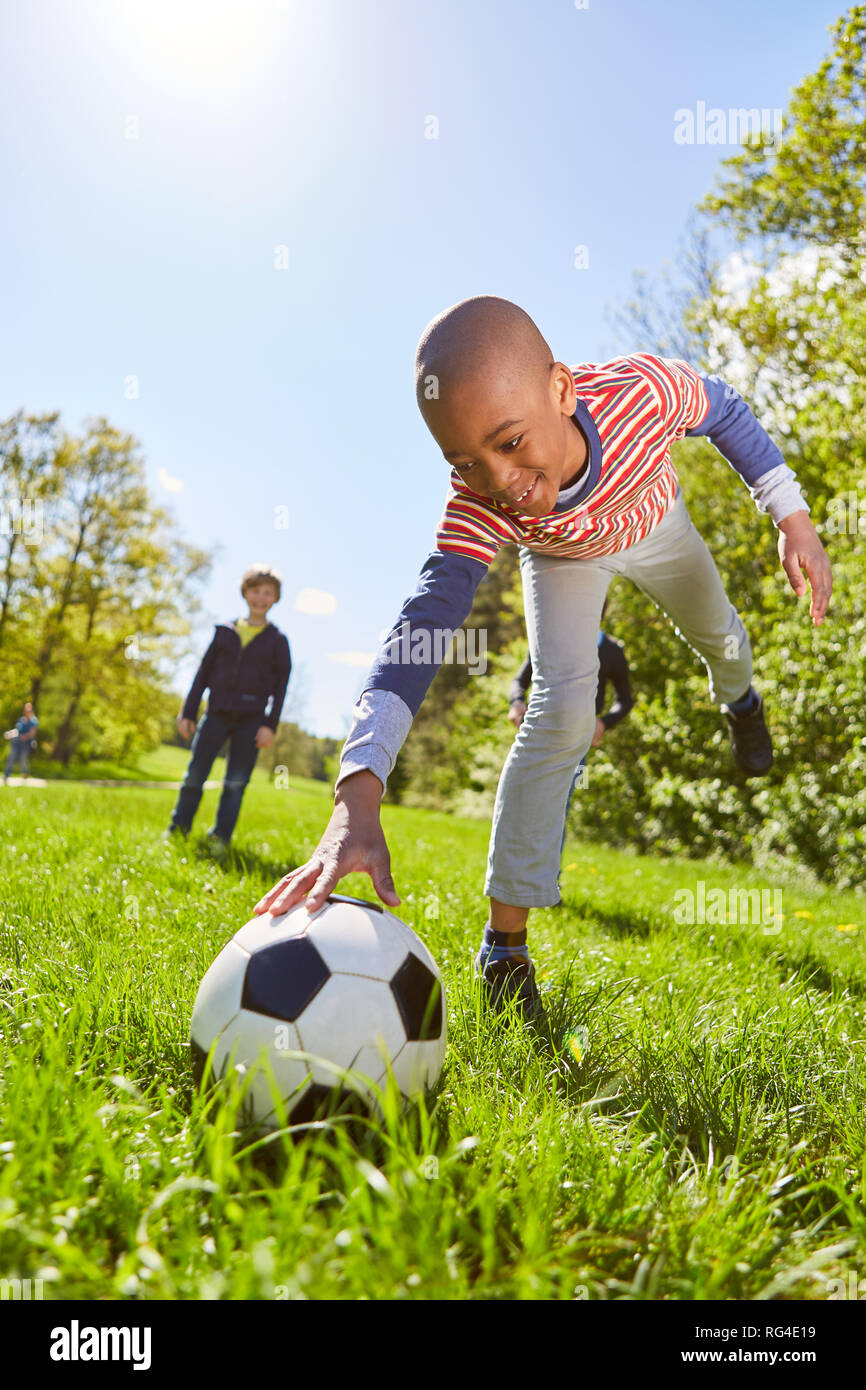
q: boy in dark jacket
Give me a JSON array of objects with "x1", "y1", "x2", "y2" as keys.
[{"x1": 167, "y1": 564, "x2": 291, "y2": 851}]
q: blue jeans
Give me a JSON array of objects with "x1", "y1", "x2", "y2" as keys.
[
  {"x1": 5, "y1": 740, "x2": 31, "y2": 776},
  {"x1": 170, "y1": 711, "x2": 261, "y2": 841}
]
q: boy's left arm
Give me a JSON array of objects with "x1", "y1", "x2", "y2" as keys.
[
  {"x1": 257, "y1": 636, "x2": 292, "y2": 748},
  {"x1": 653, "y1": 357, "x2": 832, "y2": 626}
]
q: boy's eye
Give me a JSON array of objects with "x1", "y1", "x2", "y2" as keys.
[{"x1": 501, "y1": 435, "x2": 523, "y2": 452}]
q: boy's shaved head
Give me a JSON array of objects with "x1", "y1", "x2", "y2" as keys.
[
  {"x1": 415, "y1": 296, "x2": 554, "y2": 407},
  {"x1": 414, "y1": 294, "x2": 589, "y2": 518}
]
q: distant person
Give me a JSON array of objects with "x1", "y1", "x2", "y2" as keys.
[
  {"x1": 3, "y1": 701, "x2": 39, "y2": 781},
  {"x1": 508, "y1": 601, "x2": 634, "y2": 900},
  {"x1": 166, "y1": 564, "x2": 291, "y2": 855}
]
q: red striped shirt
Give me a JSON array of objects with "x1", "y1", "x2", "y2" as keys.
[{"x1": 435, "y1": 354, "x2": 711, "y2": 564}]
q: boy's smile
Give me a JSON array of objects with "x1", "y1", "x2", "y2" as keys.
[
  {"x1": 422, "y1": 362, "x2": 588, "y2": 518},
  {"x1": 244, "y1": 582, "x2": 279, "y2": 622}
]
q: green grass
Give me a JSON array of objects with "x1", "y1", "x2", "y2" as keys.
[
  {"x1": 28, "y1": 742, "x2": 271, "y2": 784},
  {"x1": 0, "y1": 774, "x2": 864, "y2": 1300}
]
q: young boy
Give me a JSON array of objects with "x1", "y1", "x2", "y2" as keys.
[
  {"x1": 168, "y1": 564, "x2": 291, "y2": 852},
  {"x1": 3, "y1": 701, "x2": 39, "y2": 781},
  {"x1": 254, "y1": 296, "x2": 832, "y2": 1018}
]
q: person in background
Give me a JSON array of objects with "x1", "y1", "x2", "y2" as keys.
[
  {"x1": 507, "y1": 598, "x2": 634, "y2": 902},
  {"x1": 3, "y1": 701, "x2": 39, "y2": 782},
  {"x1": 166, "y1": 563, "x2": 291, "y2": 855}
]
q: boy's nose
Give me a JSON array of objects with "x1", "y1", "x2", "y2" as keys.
[{"x1": 486, "y1": 463, "x2": 524, "y2": 499}]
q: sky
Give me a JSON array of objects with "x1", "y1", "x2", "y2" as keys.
[{"x1": 0, "y1": 0, "x2": 846, "y2": 737}]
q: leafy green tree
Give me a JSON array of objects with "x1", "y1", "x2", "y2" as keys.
[{"x1": 1, "y1": 413, "x2": 211, "y2": 764}]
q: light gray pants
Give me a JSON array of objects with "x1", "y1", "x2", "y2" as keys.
[{"x1": 484, "y1": 487, "x2": 753, "y2": 907}]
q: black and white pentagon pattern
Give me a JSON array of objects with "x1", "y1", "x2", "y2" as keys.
[
  {"x1": 390, "y1": 951, "x2": 444, "y2": 1040},
  {"x1": 189, "y1": 896, "x2": 447, "y2": 1130},
  {"x1": 189, "y1": 938, "x2": 250, "y2": 1085},
  {"x1": 241, "y1": 936, "x2": 329, "y2": 1020}
]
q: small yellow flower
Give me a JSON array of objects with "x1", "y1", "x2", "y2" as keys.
[
  {"x1": 565, "y1": 862, "x2": 578, "y2": 871},
  {"x1": 835, "y1": 923, "x2": 858, "y2": 933},
  {"x1": 794, "y1": 909, "x2": 812, "y2": 919},
  {"x1": 565, "y1": 1025, "x2": 590, "y2": 1064}
]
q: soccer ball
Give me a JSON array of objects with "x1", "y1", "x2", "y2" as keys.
[{"x1": 190, "y1": 893, "x2": 447, "y2": 1128}]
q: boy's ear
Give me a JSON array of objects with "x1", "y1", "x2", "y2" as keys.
[{"x1": 551, "y1": 362, "x2": 577, "y2": 415}]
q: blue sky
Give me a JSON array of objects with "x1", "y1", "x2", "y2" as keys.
[{"x1": 0, "y1": 0, "x2": 844, "y2": 736}]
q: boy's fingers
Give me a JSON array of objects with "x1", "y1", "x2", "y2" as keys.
[
  {"x1": 805, "y1": 558, "x2": 833, "y2": 624},
  {"x1": 304, "y1": 859, "x2": 343, "y2": 914},
  {"x1": 254, "y1": 863, "x2": 315, "y2": 915},
  {"x1": 782, "y1": 553, "x2": 808, "y2": 596},
  {"x1": 371, "y1": 856, "x2": 400, "y2": 907}
]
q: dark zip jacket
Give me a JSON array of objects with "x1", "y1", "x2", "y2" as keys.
[
  {"x1": 182, "y1": 620, "x2": 292, "y2": 730},
  {"x1": 509, "y1": 630, "x2": 634, "y2": 730}
]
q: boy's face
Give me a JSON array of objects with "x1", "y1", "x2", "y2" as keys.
[
  {"x1": 23, "y1": 703, "x2": 33, "y2": 717},
  {"x1": 422, "y1": 361, "x2": 586, "y2": 517},
  {"x1": 244, "y1": 582, "x2": 279, "y2": 618}
]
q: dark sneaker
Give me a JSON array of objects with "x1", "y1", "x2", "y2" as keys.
[
  {"x1": 721, "y1": 694, "x2": 774, "y2": 776},
  {"x1": 476, "y1": 955, "x2": 545, "y2": 1023},
  {"x1": 162, "y1": 825, "x2": 188, "y2": 842}
]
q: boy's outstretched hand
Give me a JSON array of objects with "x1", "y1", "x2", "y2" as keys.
[
  {"x1": 777, "y1": 511, "x2": 832, "y2": 626},
  {"x1": 253, "y1": 769, "x2": 400, "y2": 918}
]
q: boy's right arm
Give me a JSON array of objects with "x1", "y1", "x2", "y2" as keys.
[
  {"x1": 178, "y1": 632, "x2": 218, "y2": 737},
  {"x1": 254, "y1": 547, "x2": 488, "y2": 916}
]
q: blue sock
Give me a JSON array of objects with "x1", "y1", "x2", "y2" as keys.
[
  {"x1": 726, "y1": 686, "x2": 759, "y2": 716},
  {"x1": 476, "y1": 923, "x2": 530, "y2": 970}
]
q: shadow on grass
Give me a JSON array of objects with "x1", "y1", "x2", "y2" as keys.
[
  {"x1": 184, "y1": 1030, "x2": 454, "y2": 1186},
  {"x1": 555, "y1": 896, "x2": 660, "y2": 939},
  {"x1": 193, "y1": 840, "x2": 307, "y2": 887},
  {"x1": 766, "y1": 946, "x2": 866, "y2": 1000},
  {"x1": 239, "y1": 1075, "x2": 454, "y2": 1186}
]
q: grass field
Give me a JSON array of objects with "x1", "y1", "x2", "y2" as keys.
[
  {"x1": 26, "y1": 742, "x2": 272, "y2": 785},
  {"x1": 1, "y1": 770, "x2": 864, "y2": 1301}
]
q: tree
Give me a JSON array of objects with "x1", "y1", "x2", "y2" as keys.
[{"x1": 0, "y1": 413, "x2": 212, "y2": 764}]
